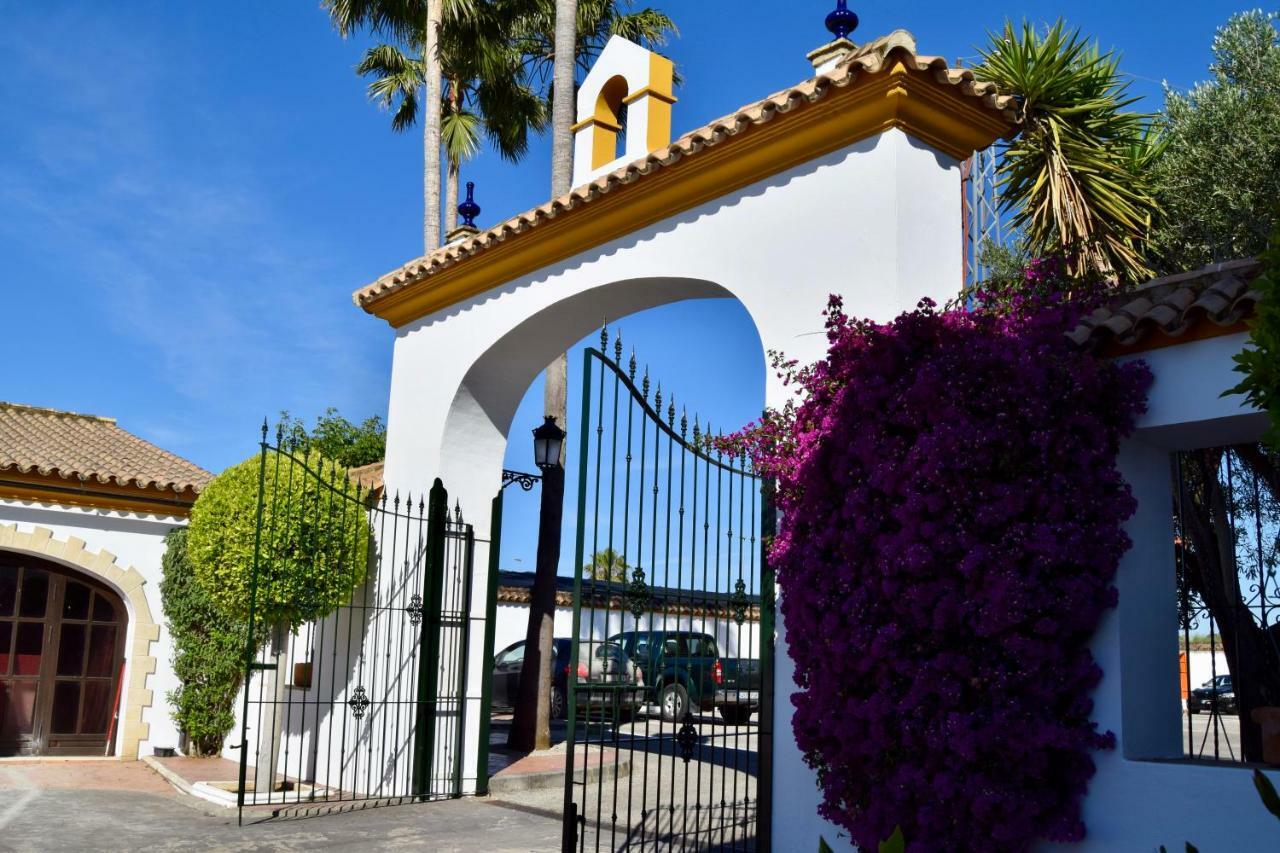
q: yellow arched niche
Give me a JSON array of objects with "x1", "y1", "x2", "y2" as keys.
[{"x1": 0, "y1": 524, "x2": 159, "y2": 759}]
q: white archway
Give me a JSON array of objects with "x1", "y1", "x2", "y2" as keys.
[{"x1": 0, "y1": 525, "x2": 159, "y2": 759}]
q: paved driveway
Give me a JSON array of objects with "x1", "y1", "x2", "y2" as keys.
[{"x1": 0, "y1": 760, "x2": 561, "y2": 852}]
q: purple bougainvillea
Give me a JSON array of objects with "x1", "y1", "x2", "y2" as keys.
[{"x1": 718, "y1": 289, "x2": 1151, "y2": 852}]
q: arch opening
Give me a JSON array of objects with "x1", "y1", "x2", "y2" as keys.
[{"x1": 0, "y1": 552, "x2": 129, "y2": 756}]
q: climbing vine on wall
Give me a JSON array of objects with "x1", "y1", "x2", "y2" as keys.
[{"x1": 717, "y1": 285, "x2": 1151, "y2": 852}]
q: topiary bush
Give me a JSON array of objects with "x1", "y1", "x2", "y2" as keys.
[
  {"x1": 719, "y1": 291, "x2": 1151, "y2": 852},
  {"x1": 187, "y1": 449, "x2": 372, "y2": 628},
  {"x1": 160, "y1": 528, "x2": 255, "y2": 756}
]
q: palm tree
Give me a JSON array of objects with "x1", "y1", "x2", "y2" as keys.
[
  {"x1": 976, "y1": 20, "x2": 1162, "y2": 283},
  {"x1": 325, "y1": 0, "x2": 446, "y2": 254},
  {"x1": 584, "y1": 548, "x2": 629, "y2": 582},
  {"x1": 356, "y1": 14, "x2": 546, "y2": 235},
  {"x1": 549, "y1": 0, "x2": 578, "y2": 198}
]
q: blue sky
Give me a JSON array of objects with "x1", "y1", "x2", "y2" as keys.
[{"x1": 0, "y1": 0, "x2": 1255, "y2": 571}]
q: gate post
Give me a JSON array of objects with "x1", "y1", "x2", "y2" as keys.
[
  {"x1": 413, "y1": 478, "x2": 449, "y2": 799},
  {"x1": 475, "y1": 491, "x2": 503, "y2": 795},
  {"x1": 236, "y1": 421, "x2": 270, "y2": 825}
]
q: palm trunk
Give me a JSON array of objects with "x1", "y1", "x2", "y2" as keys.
[
  {"x1": 422, "y1": 0, "x2": 444, "y2": 253},
  {"x1": 550, "y1": 0, "x2": 578, "y2": 197},
  {"x1": 445, "y1": 159, "x2": 459, "y2": 234},
  {"x1": 445, "y1": 78, "x2": 461, "y2": 235},
  {"x1": 509, "y1": 0, "x2": 577, "y2": 754}
]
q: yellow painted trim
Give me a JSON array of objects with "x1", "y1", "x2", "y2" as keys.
[
  {"x1": 366, "y1": 59, "x2": 1014, "y2": 327},
  {"x1": 621, "y1": 87, "x2": 677, "y2": 106},
  {"x1": 0, "y1": 524, "x2": 161, "y2": 759},
  {"x1": 590, "y1": 76, "x2": 630, "y2": 169},
  {"x1": 0, "y1": 471, "x2": 195, "y2": 517}
]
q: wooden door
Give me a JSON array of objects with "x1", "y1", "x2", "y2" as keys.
[{"x1": 0, "y1": 554, "x2": 127, "y2": 756}]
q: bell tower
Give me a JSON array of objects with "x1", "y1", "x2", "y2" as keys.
[{"x1": 571, "y1": 36, "x2": 676, "y2": 188}]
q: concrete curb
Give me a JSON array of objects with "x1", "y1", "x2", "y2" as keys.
[{"x1": 488, "y1": 752, "x2": 630, "y2": 794}]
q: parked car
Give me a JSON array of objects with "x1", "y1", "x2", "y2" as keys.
[
  {"x1": 1187, "y1": 674, "x2": 1237, "y2": 715},
  {"x1": 607, "y1": 630, "x2": 760, "y2": 724},
  {"x1": 490, "y1": 638, "x2": 645, "y2": 721}
]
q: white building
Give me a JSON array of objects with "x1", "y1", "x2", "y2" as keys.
[
  {"x1": 0, "y1": 401, "x2": 210, "y2": 760},
  {"x1": 343, "y1": 24, "x2": 1277, "y2": 852}
]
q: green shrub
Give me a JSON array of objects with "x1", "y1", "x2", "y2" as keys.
[
  {"x1": 160, "y1": 528, "x2": 251, "y2": 756},
  {"x1": 187, "y1": 449, "x2": 372, "y2": 627},
  {"x1": 1227, "y1": 222, "x2": 1280, "y2": 449}
]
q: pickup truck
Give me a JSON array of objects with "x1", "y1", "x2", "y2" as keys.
[{"x1": 606, "y1": 630, "x2": 760, "y2": 724}]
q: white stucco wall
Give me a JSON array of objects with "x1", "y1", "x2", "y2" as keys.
[
  {"x1": 380, "y1": 126, "x2": 965, "y2": 798},
  {"x1": 0, "y1": 499, "x2": 183, "y2": 757}
]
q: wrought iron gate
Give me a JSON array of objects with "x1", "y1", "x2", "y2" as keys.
[
  {"x1": 562, "y1": 332, "x2": 775, "y2": 852},
  {"x1": 236, "y1": 425, "x2": 477, "y2": 821}
]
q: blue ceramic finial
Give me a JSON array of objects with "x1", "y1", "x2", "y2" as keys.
[
  {"x1": 458, "y1": 181, "x2": 481, "y2": 227},
  {"x1": 825, "y1": 1, "x2": 858, "y2": 40}
]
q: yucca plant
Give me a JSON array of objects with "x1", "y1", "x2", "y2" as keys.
[{"x1": 977, "y1": 20, "x2": 1163, "y2": 284}]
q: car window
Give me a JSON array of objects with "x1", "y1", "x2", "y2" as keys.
[
  {"x1": 695, "y1": 637, "x2": 718, "y2": 657},
  {"x1": 634, "y1": 639, "x2": 650, "y2": 657},
  {"x1": 663, "y1": 637, "x2": 686, "y2": 656},
  {"x1": 496, "y1": 644, "x2": 525, "y2": 668}
]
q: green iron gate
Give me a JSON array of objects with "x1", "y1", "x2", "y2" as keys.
[
  {"x1": 562, "y1": 332, "x2": 776, "y2": 852},
  {"x1": 236, "y1": 424, "x2": 478, "y2": 822}
]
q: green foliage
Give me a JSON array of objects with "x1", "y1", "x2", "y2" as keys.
[
  {"x1": 976, "y1": 19, "x2": 1161, "y2": 283},
  {"x1": 1226, "y1": 222, "x2": 1280, "y2": 449},
  {"x1": 1256, "y1": 768, "x2": 1280, "y2": 822},
  {"x1": 1150, "y1": 11, "x2": 1280, "y2": 271},
  {"x1": 187, "y1": 449, "x2": 373, "y2": 627},
  {"x1": 279, "y1": 408, "x2": 386, "y2": 469},
  {"x1": 584, "y1": 548, "x2": 629, "y2": 582},
  {"x1": 160, "y1": 528, "x2": 256, "y2": 756},
  {"x1": 879, "y1": 828, "x2": 906, "y2": 853}
]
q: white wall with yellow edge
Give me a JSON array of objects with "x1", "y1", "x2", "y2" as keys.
[{"x1": 571, "y1": 35, "x2": 676, "y2": 187}]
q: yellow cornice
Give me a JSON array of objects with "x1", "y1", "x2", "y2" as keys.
[
  {"x1": 622, "y1": 86, "x2": 677, "y2": 106},
  {"x1": 0, "y1": 470, "x2": 196, "y2": 517},
  {"x1": 365, "y1": 61, "x2": 1014, "y2": 328}
]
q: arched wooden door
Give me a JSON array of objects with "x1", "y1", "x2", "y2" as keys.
[{"x1": 0, "y1": 552, "x2": 128, "y2": 756}]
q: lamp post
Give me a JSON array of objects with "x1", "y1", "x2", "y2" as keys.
[{"x1": 508, "y1": 416, "x2": 567, "y2": 752}]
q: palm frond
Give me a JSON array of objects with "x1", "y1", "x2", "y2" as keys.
[
  {"x1": 977, "y1": 19, "x2": 1161, "y2": 282},
  {"x1": 357, "y1": 43, "x2": 424, "y2": 132}
]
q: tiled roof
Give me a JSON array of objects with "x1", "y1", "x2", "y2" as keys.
[
  {"x1": 348, "y1": 460, "x2": 385, "y2": 495},
  {"x1": 1067, "y1": 259, "x2": 1263, "y2": 351},
  {"x1": 0, "y1": 402, "x2": 211, "y2": 495},
  {"x1": 353, "y1": 30, "x2": 1016, "y2": 312}
]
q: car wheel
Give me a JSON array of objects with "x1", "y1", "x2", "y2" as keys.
[
  {"x1": 718, "y1": 706, "x2": 755, "y2": 726},
  {"x1": 659, "y1": 683, "x2": 689, "y2": 723},
  {"x1": 550, "y1": 686, "x2": 567, "y2": 720}
]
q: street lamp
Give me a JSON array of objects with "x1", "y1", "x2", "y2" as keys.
[
  {"x1": 509, "y1": 414, "x2": 568, "y2": 752},
  {"x1": 532, "y1": 416, "x2": 566, "y2": 470}
]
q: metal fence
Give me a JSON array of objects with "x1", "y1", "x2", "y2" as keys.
[
  {"x1": 235, "y1": 427, "x2": 478, "y2": 820},
  {"x1": 562, "y1": 332, "x2": 775, "y2": 852}
]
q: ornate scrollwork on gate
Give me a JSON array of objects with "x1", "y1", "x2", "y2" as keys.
[
  {"x1": 731, "y1": 577, "x2": 749, "y2": 626},
  {"x1": 348, "y1": 685, "x2": 370, "y2": 719},
  {"x1": 626, "y1": 566, "x2": 649, "y2": 620},
  {"x1": 405, "y1": 593, "x2": 423, "y2": 627},
  {"x1": 677, "y1": 718, "x2": 699, "y2": 764}
]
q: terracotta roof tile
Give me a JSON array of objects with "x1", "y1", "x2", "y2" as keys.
[
  {"x1": 0, "y1": 402, "x2": 211, "y2": 495},
  {"x1": 1068, "y1": 259, "x2": 1263, "y2": 350},
  {"x1": 353, "y1": 31, "x2": 1017, "y2": 312}
]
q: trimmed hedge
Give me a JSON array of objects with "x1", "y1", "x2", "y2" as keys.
[
  {"x1": 187, "y1": 449, "x2": 372, "y2": 628},
  {"x1": 159, "y1": 528, "x2": 249, "y2": 756}
]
